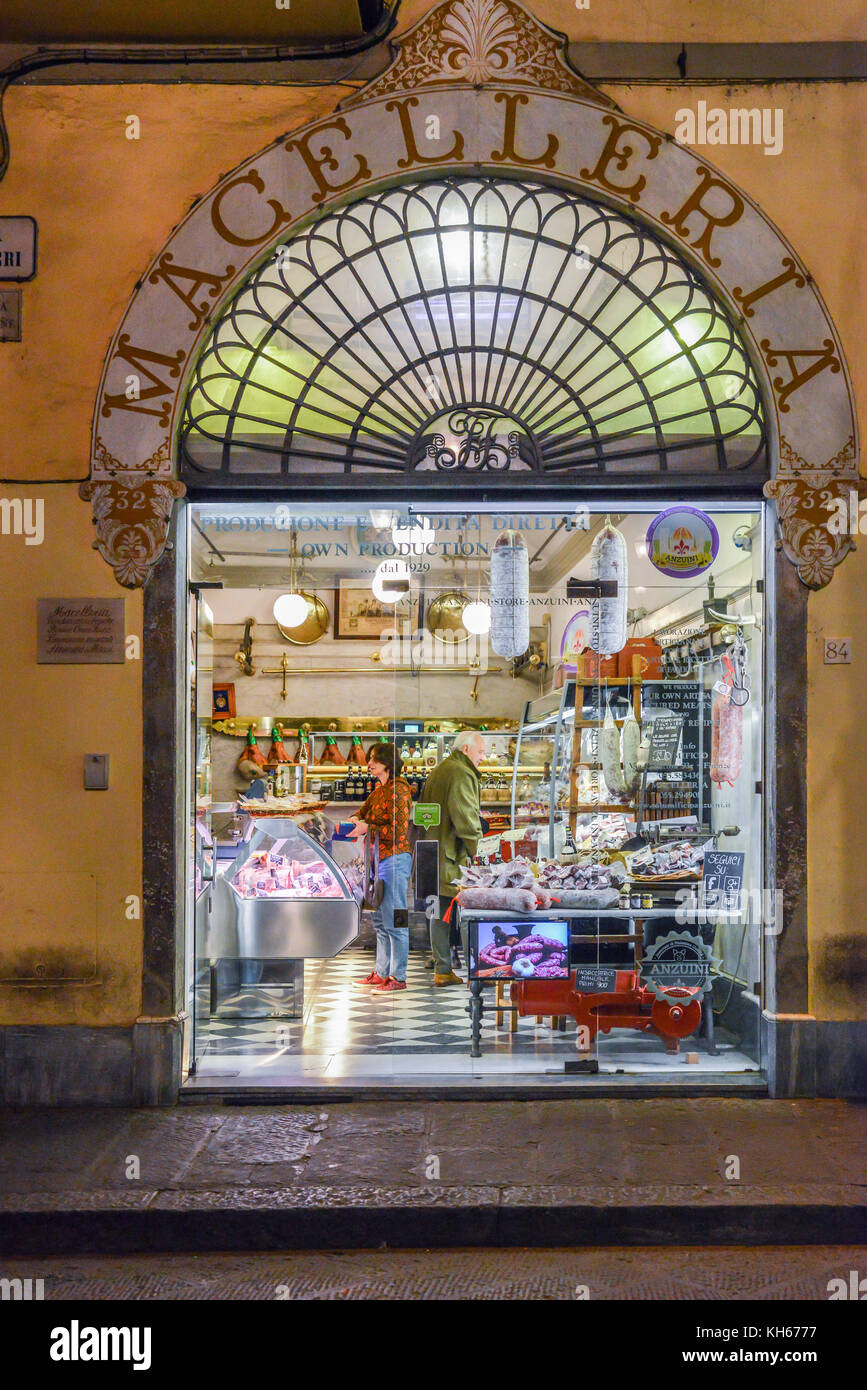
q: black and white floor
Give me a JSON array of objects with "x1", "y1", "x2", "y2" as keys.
[{"x1": 186, "y1": 946, "x2": 761, "y2": 1086}]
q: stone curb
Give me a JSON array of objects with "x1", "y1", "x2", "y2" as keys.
[{"x1": 1, "y1": 1191, "x2": 864, "y2": 1254}]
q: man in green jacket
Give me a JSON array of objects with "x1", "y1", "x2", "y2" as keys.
[{"x1": 422, "y1": 730, "x2": 485, "y2": 985}]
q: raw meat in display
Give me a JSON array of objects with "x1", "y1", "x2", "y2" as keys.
[
  {"x1": 589, "y1": 519, "x2": 628, "y2": 655},
  {"x1": 710, "y1": 655, "x2": 743, "y2": 786},
  {"x1": 230, "y1": 850, "x2": 343, "y2": 899}
]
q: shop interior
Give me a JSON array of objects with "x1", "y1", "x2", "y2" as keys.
[{"x1": 186, "y1": 501, "x2": 766, "y2": 1089}]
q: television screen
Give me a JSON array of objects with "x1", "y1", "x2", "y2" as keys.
[{"x1": 468, "y1": 919, "x2": 570, "y2": 981}]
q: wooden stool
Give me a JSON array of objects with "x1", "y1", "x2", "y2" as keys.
[{"x1": 495, "y1": 981, "x2": 518, "y2": 1032}]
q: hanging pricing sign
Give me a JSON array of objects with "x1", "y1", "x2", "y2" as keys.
[{"x1": 646, "y1": 506, "x2": 719, "y2": 578}]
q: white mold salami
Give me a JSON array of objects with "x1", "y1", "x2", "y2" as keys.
[
  {"x1": 621, "y1": 702, "x2": 640, "y2": 790},
  {"x1": 601, "y1": 698, "x2": 627, "y2": 796},
  {"x1": 490, "y1": 530, "x2": 530, "y2": 659},
  {"x1": 589, "y1": 518, "x2": 628, "y2": 655}
]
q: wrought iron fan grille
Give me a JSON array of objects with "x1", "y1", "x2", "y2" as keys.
[{"x1": 179, "y1": 177, "x2": 767, "y2": 484}]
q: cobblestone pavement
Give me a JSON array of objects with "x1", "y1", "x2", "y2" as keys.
[
  {"x1": 0, "y1": 1098, "x2": 863, "y2": 1198},
  {"x1": 2, "y1": 1246, "x2": 865, "y2": 1300},
  {"x1": 1, "y1": 1100, "x2": 863, "y2": 1253}
]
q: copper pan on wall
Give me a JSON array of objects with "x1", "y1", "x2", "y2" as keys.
[{"x1": 274, "y1": 592, "x2": 329, "y2": 645}]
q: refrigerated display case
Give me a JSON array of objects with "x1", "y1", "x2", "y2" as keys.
[{"x1": 208, "y1": 816, "x2": 361, "y2": 1018}]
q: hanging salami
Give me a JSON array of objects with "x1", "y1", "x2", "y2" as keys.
[
  {"x1": 600, "y1": 698, "x2": 627, "y2": 797},
  {"x1": 710, "y1": 655, "x2": 743, "y2": 786},
  {"x1": 490, "y1": 530, "x2": 530, "y2": 659},
  {"x1": 621, "y1": 701, "x2": 641, "y2": 791},
  {"x1": 589, "y1": 518, "x2": 628, "y2": 655}
]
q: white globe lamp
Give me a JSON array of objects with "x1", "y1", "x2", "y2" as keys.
[
  {"x1": 273, "y1": 591, "x2": 309, "y2": 629},
  {"x1": 461, "y1": 600, "x2": 491, "y2": 635}
]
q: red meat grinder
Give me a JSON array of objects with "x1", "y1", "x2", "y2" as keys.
[{"x1": 510, "y1": 970, "x2": 703, "y2": 1053}]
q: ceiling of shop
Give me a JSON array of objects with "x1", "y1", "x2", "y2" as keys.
[{"x1": 2, "y1": 0, "x2": 372, "y2": 44}]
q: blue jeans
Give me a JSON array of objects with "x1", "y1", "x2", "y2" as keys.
[{"x1": 373, "y1": 852, "x2": 412, "y2": 982}]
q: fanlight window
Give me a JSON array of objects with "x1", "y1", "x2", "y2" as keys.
[{"x1": 179, "y1": 177, "x2": 767, "y2": 481}]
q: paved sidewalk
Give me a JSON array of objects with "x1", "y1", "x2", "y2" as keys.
[{"x1": 0, "y1": 1098, "x2": 864, "y2": 1252}]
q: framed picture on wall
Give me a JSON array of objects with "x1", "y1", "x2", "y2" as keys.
[
  {"x1": 334, "y1": 577, "x2": 422, "y2": 639},
  {"x1": 212, "y1": 682, "x2": 236, "y2": 719}
]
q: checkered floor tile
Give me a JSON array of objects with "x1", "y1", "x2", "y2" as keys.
[{"x1": 203, "y1": 947, "x2": 578, "y2": 1057}]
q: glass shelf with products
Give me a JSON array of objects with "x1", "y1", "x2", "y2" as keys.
[{"x1": 511, "y1": 679, "x2": 641, "y2": 858}]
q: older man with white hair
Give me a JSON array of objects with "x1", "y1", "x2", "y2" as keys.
[{"x1": 421, "y1": 729, "x2": 485, "y2": 985}]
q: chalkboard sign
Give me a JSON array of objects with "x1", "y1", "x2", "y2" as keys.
[
  {"x1": 573, "y1": 966, "x2": 619, "y2": 993},
  {"x1": 701, "y1": 850, "x2": 745, "y2": 911},
  {"x1": 648, "y1": 715, "x2": 682, "y2": 770},
  {"x1": 642, "y1": 681, "x2": 712, "y2": 820}
]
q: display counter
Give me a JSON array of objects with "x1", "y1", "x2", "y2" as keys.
[{"x1": 209, "y1": 815, "x2": 360, "y2": 962}]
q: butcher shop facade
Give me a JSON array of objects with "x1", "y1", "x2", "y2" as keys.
[
  {"x1": 4, "y1": 0, "x2": 862, "y2": 1102},
  {"x1": 86, "y1": 0, "x2": 858, "y2": 1099}
]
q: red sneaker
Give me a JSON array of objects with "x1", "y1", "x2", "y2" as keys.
[
  {"x1": 372, "y1": 978, "x2": 407, "y2": 996},
  {"x1": 352, "y1": 972, "x2": 388, "y2": 990}
]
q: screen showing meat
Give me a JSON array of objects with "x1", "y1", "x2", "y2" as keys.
[{"x1": 469, "y1": 919, "x2": 570, "y2": 981}]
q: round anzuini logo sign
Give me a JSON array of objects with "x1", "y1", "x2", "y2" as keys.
[
  {"x1": 640, "y1": 930, "x2": 714, "y2": 1001},
  {"x1": 646, "y1": 507, "x2": 719, "y2": 578}
]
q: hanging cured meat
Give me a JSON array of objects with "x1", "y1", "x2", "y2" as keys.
[
  {"x1": 589, "y1": 518, "x2": 628, "y2": 655},
  {"x1": 266, "y1": 723, "x2": 291, "y2": 765},
  {"x1": 710, "y1": 655, "x2": 743, "y2": 786},
  {"x1": 621, "y1": 701, "x2": 641, "y2": 791},
  {"x1": 347, "y1": 735, "x2": 367, "y2": 766},
  {"x1": 237, "y1": 726, "x2": 267, "y2": 778},
  {"x1": 320, "y1": 735, "x2": 344, "y2": 765},
  {"x1": 600, "y1": 698, "x2": 627, "y2": 796},
  {"x1": 490, "y1": 530, "x2": 530, "y2": 659}
]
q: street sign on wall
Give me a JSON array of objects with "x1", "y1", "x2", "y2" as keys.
[{"x1": 0, "y1": 217, "x2": 37, "y2": 280}]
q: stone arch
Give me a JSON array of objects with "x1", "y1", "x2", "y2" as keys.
[{"x1": 84, "y1": 0, "x2": 859, "y2": 587}]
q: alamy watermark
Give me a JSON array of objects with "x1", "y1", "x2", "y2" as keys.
[
  {"x1": 674, "y1": 101, "x2": 783, "y2": 157},
  {"x1": 676, "y1": 886, "x2": 784, "y2": 936},
  {"x1": 0, "y1": 496, "x2": 44, "y2": 545},
  {"x1": 380, "y1": 621, "x2": 489, "y2": 673},
  {"x1": 1, "y1": 1275, "x2": 44, "y2": 1300}
]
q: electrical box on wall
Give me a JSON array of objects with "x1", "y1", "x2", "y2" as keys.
[{"x1": 84, "y1": 754, "x2": 110, "y2": 790}]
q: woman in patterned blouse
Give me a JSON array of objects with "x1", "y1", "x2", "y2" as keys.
[{"x1": 348, "y1": 742, "x2": 414, "y2": 994}]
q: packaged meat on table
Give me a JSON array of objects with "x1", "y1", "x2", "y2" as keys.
[
  {"x1": 627, "y1": 840, "x2": 706, "y2": 879},
  {"x1": 455, "y1": 855, "x2": 624, "y2": 910}
]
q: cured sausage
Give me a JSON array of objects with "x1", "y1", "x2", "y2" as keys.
[
  {"x1": 601, "y1": 698, "x2": 627, "y2": 797},
  {"x1": 458, "y1": 887, "x2": 538, "y2": 913},
  {"x1": 490, "y1": 530, "x2": 530, "y2": 659},
  {"x1": 710, "y1": 655, "x2": 743, "y2": 786},
  {"x1": 589, "y1": 518, "x2": 628, "y2": 655},
  {"x1": 621, "y1": 703, "x2": 640, "y2": 791}
]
